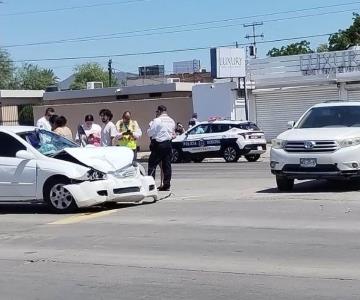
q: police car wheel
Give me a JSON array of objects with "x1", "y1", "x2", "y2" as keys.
[
  {"x1": 223, "y1": 146, "x2": 240, "y2": 163},
  {"x1": 171, "y1": 148, "x2": 181, "y2": 163},
  {"x1": 245, "y1": 154, "x2": 260, "y2": 162}
]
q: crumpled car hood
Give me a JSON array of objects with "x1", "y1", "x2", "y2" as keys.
[{"x1": 64, "y1": 146, "x2": 134, "y2": 173}]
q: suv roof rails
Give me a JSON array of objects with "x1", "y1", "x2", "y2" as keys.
[{"x1": 323, "y1": 100, "x2": 345, "y2": 103}]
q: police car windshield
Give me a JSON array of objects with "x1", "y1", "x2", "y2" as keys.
[
  {"x1": 297, "y1": 106, "x2": 360, "y2": 128},
  {"x1": 234, "y1": 122, "x2": 260, "y2": 131}
]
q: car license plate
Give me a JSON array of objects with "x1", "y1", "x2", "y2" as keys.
[
  {"x1": 257, "y1": 146, "x2": 263, "y2": 150},
  {"x1": 300, "y1": 158, "x2": 317, "y2": 168}
]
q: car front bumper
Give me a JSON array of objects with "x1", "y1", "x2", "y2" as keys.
[
  {"x1": 270, "y1": 147, "x2": 360, "y2": 179},
  {"x1": 65, "y1": 175, "x2": 158, "y2": 208}
]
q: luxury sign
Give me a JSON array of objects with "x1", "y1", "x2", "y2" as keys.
[
  {"x1": 300, "y1": 50, "x2": 360, "y2": 76},
  {"x1": 211, "y1": 47, "x2": 246, "y2": 78}
]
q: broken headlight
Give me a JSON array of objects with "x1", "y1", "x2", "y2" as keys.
[{"x1": 87, "y1": 169, "x2": 107, "y2": 181}]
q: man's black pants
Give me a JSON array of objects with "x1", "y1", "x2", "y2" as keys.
[{"x1": 148, "y1": 140, "x2": 172, "y2": 187}]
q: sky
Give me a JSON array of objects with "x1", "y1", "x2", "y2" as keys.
[{"x1": 0, "y1": 0, "x2": 358, "y2": 80}]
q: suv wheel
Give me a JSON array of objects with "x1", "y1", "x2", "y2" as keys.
[
  {"x1": 223, "y1": 146, "x2": 240, "y2": 163},
  {"x1": 44, "y1": 178, "x2": 78, "y2": 213},
  {"x1": 276, "y1": 175, "x2": 294, "y2": 191},
  {"x1": 245, "y1": 154, "x2": 261, "y2": 162},
  {"x1": 171, "y1": 148, "x2": 182, "y2": 163}
]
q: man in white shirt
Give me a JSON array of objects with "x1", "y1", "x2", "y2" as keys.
[
  {"x1": 36, "y1": 107, "x2": 55, "y2": 131},
  {"x1": 147, "y1": 105, "x2": 176, "y2": 191},
  {"x1": 99, "y1": 109, "x2": 118, "y2": 147}
]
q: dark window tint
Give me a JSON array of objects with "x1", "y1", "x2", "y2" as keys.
[
  {"x1": 211, "y1": 124, "x2": 231, "y2": 133},
  {"x1": 0, "y1": 132, "x2": 26, "y2": 157},
  {"x1": 233, "y1": 122, "x2": 260, "y2": 131}
]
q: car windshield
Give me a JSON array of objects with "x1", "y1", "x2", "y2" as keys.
[
  {"x1": 18, "y1": 129, "x2": 79, "y2": 156},
  {"x1": 297, "y1": 106, "x2": 360, "y2": 128}
]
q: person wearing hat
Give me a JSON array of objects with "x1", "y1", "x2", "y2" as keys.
[{"x1": 147, "y1": 105, "x2": 176, "y2": 191}]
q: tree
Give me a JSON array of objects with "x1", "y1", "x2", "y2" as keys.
[
  {"x1": 328, "y1": 13, "x2": 360, "y2": 51},
  {"x1": 0, "y1": 48, "x2": 15, "y2": 89},
  {"x1": 267, "y1": 40, "x2": 313, "y2": 57},
  {"x1": 70, "y1": 62, "x2": 117, "y2": 90},
  {"x1": 317, "y1": 43, "x2": 329, "y2": 53},
  {"x1": 13, "y1": 64, "x2": 58, "y2": 90}
]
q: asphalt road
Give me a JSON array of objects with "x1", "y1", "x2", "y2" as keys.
[{"x1": 2, "y1": 159, "x2": 360, "y2": 299}]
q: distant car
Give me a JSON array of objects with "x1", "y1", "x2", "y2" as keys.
[
  {"x1": 271, "y1": 101, "x2": 360, "y2": 191},
  {"x1": 0, "y1": 126, "x2": 157, "y2": 213},
  {"x1": 171, "y1": 120, "x2": 267, "y2": 163}
]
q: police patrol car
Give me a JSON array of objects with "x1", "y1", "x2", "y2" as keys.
[{"x1": 171, "y1": 120, "x2": 267, "y2": 163}]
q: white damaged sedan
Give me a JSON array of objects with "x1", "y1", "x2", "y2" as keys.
[{"x1": 0, "y1": 126, "x2": 157, "y2": 213}]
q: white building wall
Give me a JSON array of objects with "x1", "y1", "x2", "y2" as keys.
[{"x1": 192, "y1": 82, "x2": 245, "y2": 122}]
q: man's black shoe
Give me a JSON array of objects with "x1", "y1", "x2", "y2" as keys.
[{"x1": 158, "y1": 186, "x2": 171, "y2": 191}]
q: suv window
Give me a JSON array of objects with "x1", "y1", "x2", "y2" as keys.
[
  {"x1": 211, "y1": 124, "x2": 231, "y2": 133},
  {"x1": 188, "y1": 124, "x2": 212, "y2": 135},
  {"x1": 0, "y1": 132, "x2": 26, "y2": 157},
  {"x1": 233, "y1": 122, "x2": 260, "y2": 131}
]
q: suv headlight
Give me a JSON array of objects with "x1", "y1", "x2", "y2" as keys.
[
  {"x1": 337, "y1": 137, "x2": 360, "y2": 148},
  {"x1": 271, "y1": 139, "x2": 286, "y2": 149},
  {"x1": 87, "y1": 169, "x2": 107, "y2": 181}
]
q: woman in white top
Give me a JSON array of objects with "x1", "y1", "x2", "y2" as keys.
[{"x1": 76, "y1": 114, "x2": 102, "y2": 146}]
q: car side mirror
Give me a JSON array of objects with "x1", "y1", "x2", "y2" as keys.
[
  {"x1": 287, "y1": 121, "x2": 295, "y2": 129},
  {"x1": 16, "y1": 150, "x2": 35, "y2": 160}
]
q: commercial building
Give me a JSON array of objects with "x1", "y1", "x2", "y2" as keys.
[
  {"x1": 33, "y1": 83, "x2": 194, "y2": 150},
  {"x1": 0, "y1": 90, "x2": 44, "y2": 125},
  {"x1": 247, "y1": 48, "x2": 360, "y2": 140},
  {"x1": 173, "y1": 60, "x2": 201, "y2": 74},
  {"x1": 138, "y1": 65, "x2": 165, "y2": 77}
]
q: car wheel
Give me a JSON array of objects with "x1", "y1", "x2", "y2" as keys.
[
  {"x1": 245, "y1": 154, "x2": 261, "y2": 162},
  {"x1": 223, "y1": 146, "x2": 240, "y2": 163},
  {"x1": 171, "y1": 148, "x2": 182, "y2": 163},
  {"x1": 44, "y1": 178, "x2": 78, "y2": 213},
  {"x1": 276, "y1": 175, "x2": 294, "y2": 191}
]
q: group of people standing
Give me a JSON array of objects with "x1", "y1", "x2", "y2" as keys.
[{"x1": 36, "y1": 105, "x2": 177, "y2": 191}]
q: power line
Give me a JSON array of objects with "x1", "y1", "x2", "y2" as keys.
[
  {"x1": 2, "y1": 4, "x2": 359, "y2": 49},
  {"x1": 0, "y1": 0, "x2": 151, "y2": 17},
  {"x1": 11, "y1": 32, "x2": 335, "y2": 63}
]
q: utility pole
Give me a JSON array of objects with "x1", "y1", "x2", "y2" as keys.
[
  {"x1": 108, "y1": 59, "x2": 112, "y2": 87},
  {"x1": 244, "y1": 22, "x2": 264, "y2": 58}
]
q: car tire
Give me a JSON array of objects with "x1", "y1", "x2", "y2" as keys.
[
  {"x1": 44, "y1": 177, "x2": 78, "y2": 213},
  {"x1": 276, "y1": 175, "x2": 294, "y2": 191},
  {"x1": 192, "y1": 156, "x2": 204, "y2": 163},
  {"x1": 171, "y1": 148, "x2": 182, "y2": 163},
  {"x1": 245, "y1": 154, "x2": 261, "y2": 162},
  {"x1": 223, "y1": 146, "x2": 240, "y2": 163}
]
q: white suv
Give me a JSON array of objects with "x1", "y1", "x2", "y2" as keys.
[
  {"x1": 271, "y1": 102, "x2": 360, "y2": 191},
  {"x1": 172, "y1": 120, "x2": 266, "y2": 163}
]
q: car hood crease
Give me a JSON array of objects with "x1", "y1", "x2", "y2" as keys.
[{"x1": 64, "y1": 146, "x2": 134, "y2": 173}]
